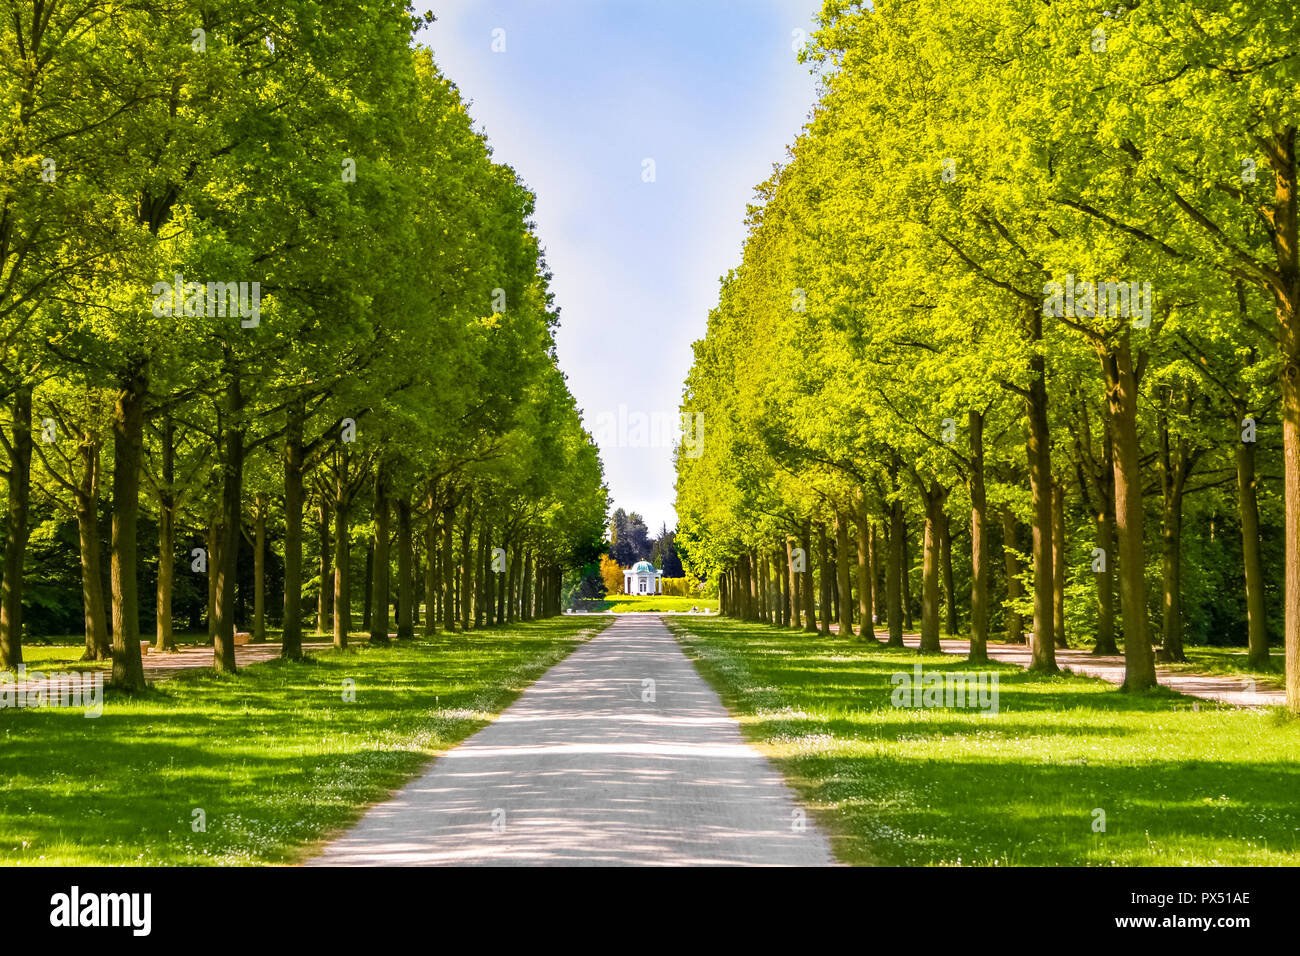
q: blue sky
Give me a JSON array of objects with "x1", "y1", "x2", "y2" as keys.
[{"x1": 418, "y1": 1, "x2": 821, "y2": 532}]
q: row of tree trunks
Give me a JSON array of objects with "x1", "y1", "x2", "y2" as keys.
[{"x1": 0, "y1": 383, "x2": 32, "y2": 670}]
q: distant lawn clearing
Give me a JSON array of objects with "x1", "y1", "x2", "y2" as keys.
[
  {"x1": 667, "y1": 617, "x2": 1300, "y2": 866},
  {"x1": 0, "y1": 617, "x2": 609, "y2": 866},
  {"x1": 571, "y1": 595, "x2": 718, "y2": 614}
]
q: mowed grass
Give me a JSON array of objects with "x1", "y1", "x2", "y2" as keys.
[
  {"x1": 0, "y1": 617, "x2": 609, "y2": 866},
  {"x1": 572, "y1": 595, "x2": 719, "y2": 613},
  {"x1": 667, "y1": 617, "x2": 1300, "y2": 866}
]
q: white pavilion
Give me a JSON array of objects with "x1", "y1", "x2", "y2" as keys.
[{"x1": 623, "y1": 560, "x2": 663, "y2": 595}]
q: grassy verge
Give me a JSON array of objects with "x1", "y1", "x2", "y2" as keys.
[
  {"x1": 667, "y1": 617, "x2": 1300, "y2": 866},
  {"x1": 0, "y1": 616, "x2": 609, "y2": 865},
  {"x1": 571, "y1": 595, "x2": 718, "y2": 613}
]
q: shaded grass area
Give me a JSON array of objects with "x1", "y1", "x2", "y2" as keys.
[
  {"x1": 667, "y1": 617, "x2": 1300, "y2": 866},
  {"x1": 0, "y1": 617, "x2": 609, "y2": 865},
  {"x1": 571, "y1": 595, "x2": 718, "y2": 613},
  {"x1": 1164, "y1": 645, "x2": 1286, "y2": 681}
]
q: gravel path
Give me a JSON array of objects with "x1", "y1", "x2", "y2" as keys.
[{"x1": 307, "y1": 615, "x2": 834, "y2": 866}]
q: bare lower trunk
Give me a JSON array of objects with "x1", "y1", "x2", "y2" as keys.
[
  {"x1": 425, "y1": 491, "x2": 439, "y2": 636},
  {"x1": 522, "y1": 549, "x2": 534, "y2": 621},
  {"x1": 333, "y1": 456, "x2": 351, "y2": 649},
  {"x1": 800, "y1": 523, "x2": 816, "y2": 632},
  {"x1": 155, "y1": 415, "x2": 176, "y2": 653},
  {"x1": 901, "y1": 519, "x2": 913, "y2": 631},
  {"x1": 1025, "y1": 332, "x2": 1058, "y2": 672},
  {"x1": 817, "y1": 522, "x2": 832, "y2": 635},
  {"x1": 213, "y1": 376, "x2": 244, "y2": 674},
  {"x1": 443, "y1": 499, "x2": 457, "y2": 631},
  {"x1": 835, "y1": 511, "x2": 854, "y2": 637},
  {"x1": 397, "y1": 495, "x2": 413, "y2": 638},
  {"x1": 316, "y1": 501, "x2": 332, "y2": 636},
  {"x1": 1237, "y1": 439, "x2": 1269, "y2": 668},
  {"x1": 110, "y1": 375, "x2": 147, "y2": 691},
  {"x1": 737, "y1": 551, "x2": 753, "y2": 620},
  {"x1": 940, "y1": 512, "x2": 956, "y2": 636},
  {"x1": 0, "y1": 383, "x2": 32, "y2": 669},
  {"x1": 252, "y1": 495, "x2": 267, "y2": 643},
  {"x1": 370, "y1": 473, "x2": 390, "y2": 643},
  {"x1": 968, "y1": 410, "x2": 989, "y2": 662},
  {"x1": 787, "y1": 536, "x2": 801, "y2": 629},
  {"x1": 78, "y1": 469, "x2": 110, "y2": 661},
  {"x1": 920, "y1": 485, "x2": 944, "y2": 653},
  {"x1": 1052, "y1": 479, "x2": 1067, "y2": 649},
  {"x1": 1002, "y1": 507, "x2": 1024, "y2": 644},
  {"x1": 281, "y1": 400, "x2": 305, "y2": 658},
  {"x1": 856, "y1": 512, "x2": 871, "y2": 639},
  {"x1": 887, "y1": 500, "x2": 904, "y2": 646},
  {"x1": 1104, "y1": 335, "x2": 1155, "y2": 691}
]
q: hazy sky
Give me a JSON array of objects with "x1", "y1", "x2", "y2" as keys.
[{"x1": 419, "y1": 1, "x2": 820, "y2": 532}]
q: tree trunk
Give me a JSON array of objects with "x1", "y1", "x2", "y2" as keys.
[
  {"x1": 1052, "y1": 479, "x2": 1067, "y2": 649},
  {"x1": 737, "y1": 552, "x2": 752, "y2": 621},
  {"x1": 0, "y1": 383, "x2": 32, "y2": 669},
  {"x1": 281, "y1": 400, "x2": 305, "y2": 658},
  {"x1": 1237, "y1": 438, "x2": 1269, "y2": 668},
  {"x1": 442, "y1": 500, "x2": 456, "y2": 631},
  {"x1": 1158, "y1": 405, "x2": 1189, "y2": 662},
  {"x1": 317, "y1": 500, "x2": 332, "y2": 636},
  {"x1": 77, "y1": 436, "x2": 110, "y2": 661},
  {"x1": 362, "y1": 542, "x2": 372, "y2": 633},
  {"x1": 110, "y1": 374, "x2": 147, "y2": 691},
  {"x1": 817, "y1": 522, "x2": 832, "y2": 635},
  {"x1": 370, "y1": 473, "x2": 390, "y2": 643},
  {"x1": 213, "y1": 376, "x2": 244, "y2": 674},
  {"x1": 509, "y1": 541, "x2": 522, "y2": 623},
  {"x1": 1266, "y1": 126, "x2": 1299, "y2": 712},
  {"x1": 968, "y1": 409, "x2": 989, "y2": 662},
  {"x1": 252, "y1": 494, "x2": 267, "y2": 643},
  {"x1": 520, "y1": 548, "x2": 530, "y2": 624},
  {"x1": 835, "y1": 511, "x2": 854, "y2": 637},
  {"x1": 856, "y1": 513, "x2": 871, "y2": 638},
  {"x1": 1025, "y1": 325, "x2": 1058, "y2": 672},
  {"x1": 154, "y1": 414, "x2": 176, "y2": 653},
  {"x1": 786, "y1": 536, "x2": 800, "y2": 629},
  {"x1": 397, "y1": 495, "x2": 414, "y2": 638},
  {"x1": 901, "y1": 518, "x2": 913, "y2": 631},
  {"x1": 1002, "y1": 507, "x2": 1024, "y2": 644},
  {"x1": 460, "y1": 494, "x2": 474, "y2": 631},
  {"x1": 425, "y1": 491, "x2": 439, "y2": 636},
  {"x1": 887, "y1": 501, "x2": 904, "y2": 646},
  {"x1": 1103, "y1": 334, "x2": 1156, "y2": 690},
  {"x1": 920, "y1": 484, "x2": 945, "y2": 653},
  {"x1": 207, "y1": 518, "x2": 219, "y2": 642},
  {"x1": 800, "y1": 523, "x2": 816, "y2": 632},
  {"x1": 940, "y1": 511, "x2": 957, "y2": 636},
  {"x1": 871, "y1": 521, "x2": 885, "y2": 627},
  {"x1": 333, "y1": 455, "x2": 351, "y2": 649}
]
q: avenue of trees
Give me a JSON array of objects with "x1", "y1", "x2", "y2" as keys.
[
  {"x1": 675, "y1": 0, "x2": 1300, "y2": 712},
  {"x1": 0, "y1": 2, "x2": 608, "y2": 690}
]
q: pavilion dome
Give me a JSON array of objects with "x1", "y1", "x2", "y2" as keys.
[{"x1": 632, "y1": 560, "x2": 655, "y2": 573}]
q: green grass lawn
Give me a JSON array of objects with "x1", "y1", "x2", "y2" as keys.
[
  {"x1": 667, "y1": 617, "x2": 1300, "y2": 866},
  {"x1": 571, "y1": 594, "x2": 718, "y2": 613},
  {"x1": 0, "y1": 616, "x2": 609, "y2": 866}
]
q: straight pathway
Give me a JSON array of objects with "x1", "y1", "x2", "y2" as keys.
[{"x1": 308, "y1": 615, "x2": 834, "y2": 866}]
